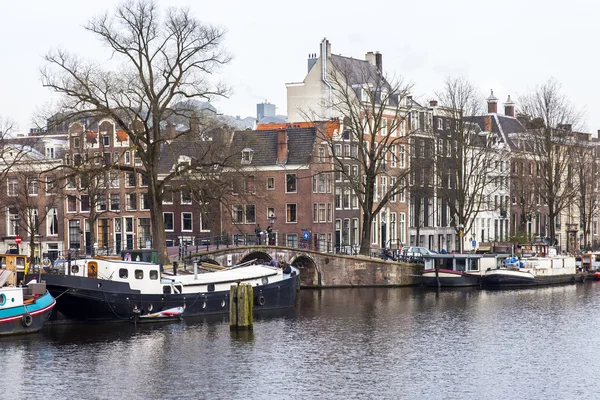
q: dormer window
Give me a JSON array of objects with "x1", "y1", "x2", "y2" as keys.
[
  {"x1": 45, "y1": 146, "x2": 55, "y2": 159},
  {"x1": 177, "y1": 155, "x2": 191, "y2": 172},
  {"x1": 241, "y1": 148, "x2": 254, "y2": 164}
]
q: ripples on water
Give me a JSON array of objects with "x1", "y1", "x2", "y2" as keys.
[{"x1": 4, "y1": 283, "x2": 600, "y2": 400}]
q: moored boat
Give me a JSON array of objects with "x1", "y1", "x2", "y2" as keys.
[
  {"x1": 482, "y1": 252, "x2": 584, "y2": 289},
  {"x1": 421, "y1": 253, "x2": 506, "y2": 287},
  {"x1": 27, "y1": 256, "x2": 298, "y2": 323},
  {"x1": 0, "y1": 278, "x2": 56, "y2": 335}
]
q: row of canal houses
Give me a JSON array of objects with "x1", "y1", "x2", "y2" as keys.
[{"x1": 1, "y1": 38, "x2": 598, "y2": 260}]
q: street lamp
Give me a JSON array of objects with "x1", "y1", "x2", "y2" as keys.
[{"x1": 268, "y1": 213, "x2": 276, "y2": 245}]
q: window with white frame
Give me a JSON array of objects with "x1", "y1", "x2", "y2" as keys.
[
  {"x1": 400, "y1": 178, "x2": 406, "y2": 202},
  {"x1": 327, "y1": 203, "x2": 332, "y2": 222},
  {"x1": 27, "y1": 177, "x2": 38, "y2": 195},
  {"x1": 163, "y1": 212, "x2": 174, "y2": 231},
  {"x1": 7, "y1": 177, "x2": 18, "y2": 196},
  {"x1": 140, "y1": 193, "x2": 150, "y2": 210},
  {"x1": 47, "y1": 207, "x2": 59, "y2": 236},
  {"x1": 109, "y1": 172, "x2": 120, "y2": 188},
  {"x1": 110, "y1": 193, "x2": 120, "y2": 211},
  {"x1": 81, "y1": 195, "x2": 90, "y2": 212},
  {"x1": 97, "y1": 195, "x2": 107, "y2": 212},
  {"x1": 390, "y1": 177, "x2": 397, "y2": 202},
  {"x1": 286, "y1": 174, "x2": 297, "y2": 193},
  {"x1": 232, "y1": 205, "x2": 243, "y2": 224},
  {"x1": 241, "y1": 148, "x2": 254, "y2": 164},
  {"x1": 267, "y1": 177, "x2": 275, "y2": 190},
  {"x1": 124, "y1": 151, "x2": 131, "y2": 165},
  {"x1": 7, "y1": 208, "x2": 19, "y2": 236},
  {"x1": 399, "y1": 213, "x2": 406, "y2": 244},
  {"x1": 335, "y1": 187, "x2": 341, "y2": 209},
  {"x1": 313, "y1": 203, "x2": 318, "y2": 223},
  {"x1": 381, "y1": 118, "x2": 387, "y2": 136},
  {"x1": 127, "y1": 193, "x2": 137, "y2": 211},
  {"x1": 182, "y1": 212, "x2": 193, "y2": 231},
  {"x1": 46, "y1": 176, "x2": 56, "y2": 194},
  {"x1": 28, "y1": 208, "x2": 39, "y2": 235},
  {"x1": 67, "y1": 195, "x2": 77, "y2": 213},
  {"x1": 181, "y1": 189, "x2": 192, "y2": 205},
  {"x1": 45, "y1": 146, "x2": 55, "y2": 159},
  {"x1": 399, "y1": 145, "x2": 406, "y2": 168},
  {"x1": 200, "y1": 212, "x2": 210, "y2": 231},
  {"x1": 390, "y1": 145, "x2": 397, "y2": 168},
  {"x1": 343, "y1": 188, "x2": 351, "y2": 209},
  {"x1": 286, "y1": 204, "x2": 297, "y2": 223},
  {"x1": 319, "y1": 203, "x2": 326, "y2": 222},
  {"x1": 245, "y1": 205, "x2": 256, "y2": 224},
  {"x1": 390, "y1": 212, "x2": 397, "y2": 243}
]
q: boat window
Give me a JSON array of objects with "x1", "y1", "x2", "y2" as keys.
[
  {"x1": 16, "y1": 257, "x2": 25, "y2": 267},
  {"x1": 71, "y1": 265, "x2": 79, "y2": 274},
  {"x1": 174, "y1": 285, "x2": 182, "y2": 294},
  {"x1": 119, "y1": 269, "x2": 128, "y2": 279},
  {"x1": 456, "y1": 260, "x2": 466, "y2": 272},
  {"x1": 135, "y1": 270, "x2": 143, "y2": 279},
  {"x1": 163, "y1": 286, "x2": 171, "y2": 294},
  {"x1": 262, "y1": 277, "x2": 268, "y2": 285},
  {"x1": 469, "y1": 259, "x2": 479, "y2": 271},
  {"x1": 207, "y1": 283, "x2": 215, "y2": 292},
  {"x1": 0, "y1": 293, "x2": 5, "y2": 306},
  {"x1": 149, "y1": 270, "x2": 158, "y2": 280}
]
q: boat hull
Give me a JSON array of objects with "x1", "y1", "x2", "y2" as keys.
[
  {"x1": 0, "y1": 291, "x2": 55, "y2": 336},
  {"x1": 30, "y1": 272, "x2": 298, "y2": 323},
  {"x1": 421, "y1": 269, "x2": 482, "y2": 287},
  {"x1": 483, "y1": 269, "x2": 584, "y2": 289}
]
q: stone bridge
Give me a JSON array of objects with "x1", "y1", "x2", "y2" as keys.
[{"x1": 184, "y1": 246, "x2": 422, "y2": 288}]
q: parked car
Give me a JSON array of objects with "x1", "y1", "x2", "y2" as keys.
[{"x1": 401, "y1": 246, "x2": 437, "y2": 262}]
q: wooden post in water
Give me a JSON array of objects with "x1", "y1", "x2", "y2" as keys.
[{"x1": 229, "y1": 283, "x2": 253, "y2": 330}]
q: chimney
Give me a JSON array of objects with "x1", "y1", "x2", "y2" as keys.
[
  {"x1": 277, "y1": 129, "x2": 289, "y2": 164},
  {"x1": 307, "y1": 53, "x2": 317, "y2": 72},
  {"x1": 487, "y1": 89, "x2": 498, "y2": 114},
  {"x1": 365, "y1": 51, "x2": 376, "y2": 66},
  {"x1": 504, "y1": 95, "x2": 515, "y2": 117},
  {"x1": 190, "y1": 113, "x2": 199, "y2": 135},
  {"x1": 484, "y1": 115, "x2": 492, "y2": 132},
  {"x1": 375, "y1": 52, "x2": 382, "y2": 73},
  {"x1": 166, "y1": 123, "x2": 176, "y2": 139},
  {"x1": 429, "y1": 100, "x2": 438, "y2": 107},
  {"x1": 326, "y1": 39, "x2": 331, "y2": 58}
]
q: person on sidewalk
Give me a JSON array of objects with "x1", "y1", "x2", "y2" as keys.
[{"x1": 255, "y1": 224, "x2": 262, "y2": 245}]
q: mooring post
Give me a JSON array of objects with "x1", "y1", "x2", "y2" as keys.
[{"x1": 229, "y1": 283, "x2": 253, "y2": 330}]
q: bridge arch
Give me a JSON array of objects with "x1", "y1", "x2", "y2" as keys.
[
  {"x1": 290, "y1": 254, "x2": 320, "y2": 287},
  {"x1": 240, "y1": 251, "x2": 272, "y2": 265}
]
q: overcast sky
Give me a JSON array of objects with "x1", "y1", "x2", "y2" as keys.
[{"x1": 1, "y1": 0, "x2": 598, "y2": 134}]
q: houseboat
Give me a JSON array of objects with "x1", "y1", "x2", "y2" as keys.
[
  {"x1": 421, "y1": 253, "x2": 506, "y2": 288},
  {"x1": 482, "y1": 250, "x2": 584, "y2": 289},
  {"x1": 28, "y1": 256, "x2": 298, "y2": 323}
]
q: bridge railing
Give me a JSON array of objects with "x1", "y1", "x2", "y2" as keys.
[{"x1": 167, "y1": 233, "x2": 404, "y2": 262}]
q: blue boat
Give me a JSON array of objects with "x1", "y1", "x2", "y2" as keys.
[{"x1": 0, "y1": 280, "x2": 56, "y2": 336}]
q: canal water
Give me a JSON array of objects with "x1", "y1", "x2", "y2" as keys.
[{"x1": 4, "y1": 283, "x2": 600, "y2": 400}]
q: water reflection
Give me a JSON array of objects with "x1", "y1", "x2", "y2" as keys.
[{"x1": 3, "y1": 283, "x2": 600, "y2": 399}]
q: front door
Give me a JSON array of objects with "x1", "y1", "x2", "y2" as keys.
[{"x1": 88, "y1": 261, "x2": 98, "y2": 279}]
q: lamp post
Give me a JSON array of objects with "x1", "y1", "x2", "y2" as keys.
[
  {"x1": 268, "y1": 213, "x2": 276, "y2": 245},
  {"x1": 458, "y1": 223, "x2": 464, "y2": 253}
]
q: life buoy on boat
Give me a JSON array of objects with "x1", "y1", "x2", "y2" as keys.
[
  {"x1": 256, "y1": 296, "x2": 265, "y2": 306},
  {"x1": 22, "y1": 313, "x2": 33, "y2": 327}
]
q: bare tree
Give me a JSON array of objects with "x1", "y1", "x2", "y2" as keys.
[
  {"x1": 433, "y1": 77, "x2": 501, "y2": 250},
  {"x1": 518, "y1": 79, "x2": 582, "y2": 245},
  {"x1": 41, "y1": 0, "x2": 230, "y2": 262},
  {"x1": 309, "y1": 56, "x2": 413, "y2": 255},
  {"x1": 573, "y1": 134, "x2": 599, "y2": 250}
]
